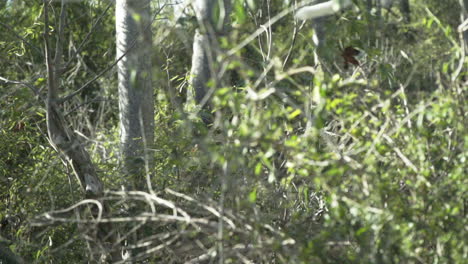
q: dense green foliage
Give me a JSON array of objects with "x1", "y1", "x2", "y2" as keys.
[{"x1": 1, "y1": 0, "x2": 466, "y2": 263}]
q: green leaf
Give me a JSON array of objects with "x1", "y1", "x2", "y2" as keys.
[
  {"x1": 254, "y1": 162, "x2": 262, "y2": 175},
  {"x1": 234, "y1": 0, "x2": 246, "y2": 24},
  {"x1": 249, "y1": 187, "x2": 257, "y2": 203},
  {"x1": 216, "y1": 87, "x2": 230, "y2": 96},
  {"x1": 288, "y1": 109, "x2": 302, "y2": 120}
]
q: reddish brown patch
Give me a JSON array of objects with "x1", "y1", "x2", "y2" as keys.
[{"x1": 341, "y1": 46, "x2": 360, "y2": 70}]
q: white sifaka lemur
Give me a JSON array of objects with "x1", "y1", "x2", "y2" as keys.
[
  {"x1": 295, "y1": 0, "x2": 352, "y2": 20},
  {"x1": 295, "y1": 0, "x2": 394, "y2": 20}
]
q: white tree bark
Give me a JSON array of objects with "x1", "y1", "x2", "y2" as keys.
[
  {"x1": 189, "y1": 28, "x2": 212, "y2": 105},
  {"x1": 116, "y1": 0, "x2": 154, "y2": 179},
  {"x1": 188, "y1": 0, "x2": 214, "y2": 106},
  {"x1": 188, "y1": 0, "x2": 231, "y2": 112}
]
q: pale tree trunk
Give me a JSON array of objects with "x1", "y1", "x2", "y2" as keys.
[
  {"x1": 116, "y1": 0, "x2": 154, "y2": 182},
  {"x1": 189, "y1": 0, "x2": 215, "y2": 106},
  {"x1": 190, "y1": 28, "x2": 212, "y2": 105},
  {"x1": 188, "y1": 0, "x2": 231, "y2": 121},
  {"x1": 43, "y1": 1, "x2": 120, "y2": 261}
]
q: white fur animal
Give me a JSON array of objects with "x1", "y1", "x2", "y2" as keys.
[
  {"x1": 295, "y1": 0, "x2": 352, "y2": 20},
  {"x1": 295, "y1": 0, "x2": 395, "y2": 20}
]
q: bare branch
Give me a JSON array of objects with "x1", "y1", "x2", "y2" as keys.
[{"x1": 0, "y1": 76, "x2": 41, "y2": 98}]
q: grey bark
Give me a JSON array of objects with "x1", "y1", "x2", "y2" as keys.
[
  {"x1": 188, "y1": 0, "x2": 215, "y2": 107},
  {"x1": 190, "y1": 29, "x2": 212, "y2": 105},
  {"x1": 188, "y1": 0, "x2": 231, "y2": 111},
  {"x1": 44, "y1": 0, "x2": 103, "y2": 200},
  {"x1": 43, "y1": 1, "x2": 120, "y2": 261},
  {"x1": 116, "y1": 0, "x2": 155, "y2": 180}
]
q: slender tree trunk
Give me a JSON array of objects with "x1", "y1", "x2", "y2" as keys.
[
  {"x1": 400, "y1": 0, "x2": 410, "y2": 23},
  {"x1": 189, "y1": 29, "x2": 212, "y2": 106},
  {"x1": 188, "y1": 0, "x2": 231, "y2": 122},
  {"x1": 43, "y1": 1, "x2": 120, "y2": 261},
  {"x1": 116, "y1": 0, "x2": 154, "y2": 183},
  {"x1": 188, "y1": 0, "x2": 214, "y2": 107}
]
